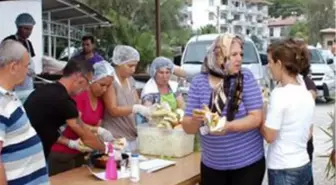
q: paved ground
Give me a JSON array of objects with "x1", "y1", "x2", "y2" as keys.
[{"x1": 262, "y1": 102, "x2": 335, "y2": 185}]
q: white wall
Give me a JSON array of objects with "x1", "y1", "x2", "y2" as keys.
[
  {"x1": 269, "y1": 26, "x2": 283, "y2": 38},
  {"x1": 191, "y1": 0, "x2": 217, "y2": 30},
  {"x1": 0, "y1": 0, "x2": 43, "y2": 73}
]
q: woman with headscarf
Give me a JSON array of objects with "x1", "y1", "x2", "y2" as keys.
[
  {"x1": 48, "y1": 61, "x2": 114, "y2": 175},
  {"x1": 141, "y1": 56, "x2": 185, "y2": 110},
  {"x1": 182, "y1": 33, "x2": 265, "y2": 185},
  {"x1": 102, "y1": 45, "x2": 151, "y2": 152}
]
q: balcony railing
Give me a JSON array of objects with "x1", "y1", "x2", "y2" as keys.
[{"x1": 43, "y1": 20, "x2": 87, "y2": 41}]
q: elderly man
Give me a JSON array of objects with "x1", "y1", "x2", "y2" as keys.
[
  {"x1": 3, "y1": 13, "x2": 36, "y2": 99},
  {"x1": 0, "y1": 40, "x2": 49, "y2": 185}
]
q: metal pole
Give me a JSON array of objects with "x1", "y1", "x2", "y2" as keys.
[
  {"x1": 53, "y1": 37, "x2": 57, "y2": 58},
  {"x1": 47, "y1": 12, "x2": 52, "y2": 56},
  {"x1": 67, "y1": 19, "x2": 71, "y2": 60},
  {"x1": 155, "y1": 0, "x2": 161, "y2": 56}
]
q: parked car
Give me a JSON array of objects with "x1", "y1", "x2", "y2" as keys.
[
  {"x1": 309, "y1": 46, "x2": 335, "y2": 101},
  {"x1": 180, "y1": 34, "x2": 272, "y2": 93},
  {"x1": 318, "y1": 48, "x2": 335, "y2": 72}
]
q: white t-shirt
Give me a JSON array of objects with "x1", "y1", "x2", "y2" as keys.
[{"x1": 265, "y1": 82, "x2": 315, "y2": 169}]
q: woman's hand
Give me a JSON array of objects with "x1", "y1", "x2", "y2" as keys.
[
  {"x1": 132, "y1": 104, "x2": 151, "y2": 117},
  {"x1": 67, "y1": 139, "x2": 93, "y2": 153},
  {"x1": 97, "y1": 127, "x2": 114, "y2": 142},
  {"x1": 209, "y1": 121, "x2": 231, "y2": 136},
  {"x1": 182, "y1": 112, "x2": 205, "y2": 135},
  {"x1": 191, "y1": 111, "x2": 205, "y2": 125}
]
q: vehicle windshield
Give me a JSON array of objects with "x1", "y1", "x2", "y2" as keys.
[
  {"x1": 309, "y1": 49, "x2": 325, "y2": 64},
  {"x1": 183, "y1": 40, "x2": 259, "y2": 64}
]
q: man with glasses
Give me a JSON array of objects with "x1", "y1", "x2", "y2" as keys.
[
  {"x1": 0, "y1": 40, "x2": 50, "y2": 185},
  {"x1": 24, "y1": 59, "x2": 105, "y2": 161}
]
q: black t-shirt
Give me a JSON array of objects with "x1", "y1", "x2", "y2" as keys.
[
  {"x1": 3, "y1": 35, "x2": 36, "y2": 57},
  {"x1": 24, "y1": 82, "x2": 78, "y2": 158}
]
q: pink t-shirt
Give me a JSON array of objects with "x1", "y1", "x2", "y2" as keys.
[{"x1": 51, "y1": 91, "x2": 104, "y2": 154}]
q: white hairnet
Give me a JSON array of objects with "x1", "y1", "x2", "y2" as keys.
[
  {"x1": 15, "y1": 13, "x2": 36, "y2": 27},
  {"x1": 149, "y1": 56, "x2": 174, "y2": 77},
  {"x1": 92, "y1": 60, "x2": 115, "y2": 82},
  {"x1": 111, "y1": 45, "x2": 140, "y2": 65}
]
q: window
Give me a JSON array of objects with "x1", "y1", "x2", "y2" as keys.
[
  {"x1": 233, "y1": 14, "x2": 240, "y2": 21},
  {"x1": 220, "y1": 26, "x2": 228, "y2": 33},
  {"x1": 235, "y1": 1, "x2": 239, "y2": 7},
  {"x1": 209, "y1": 0, "x2": 214, "y2": 6},
  {"x1": 208, "y1": 12, "x2": 215, "y2": 20},
  {"x1": 234, "y1": 25, "x2": 242, "y2": 34},
  {"x1": 327, "y1": 40, "x2": 333, "y2": 46},
  {"x1": 309, "y1": 49, "x2": 325, "y2": 64},
  {"x1": 247, "y1": 15, "x2": 252, "y2": 22},
  {"x1": 270, "y1": 27, "x2": 274, "y2": 37},
  {"x1": 220, "y1": 12, "x2": 227, "y2": 19},
  {"x1": 221, "y1": 0, "x2": 228, "y2": 5},
  {"x1": 183, "y1": 40, "x2": 259, "y2": 64},
  {"x1": 280, "y1": 27, "x2": 286, "y2": 36},
  {"x1": 246, "y1": 29, "x2": 250, "y2": 35}
]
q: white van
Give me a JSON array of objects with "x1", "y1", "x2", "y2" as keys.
[
  {"x1": 180, "y1": 34, "x2": 271, "y2": 91},
  {"x1": 308, "y1": 46, "x2": 335, "y2": 101}
]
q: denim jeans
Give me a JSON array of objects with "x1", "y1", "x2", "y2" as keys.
[{"x1": 268, "y1": 163, "x2": 312, "y2": 185}]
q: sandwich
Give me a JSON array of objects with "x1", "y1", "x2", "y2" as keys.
[{"x1": 193, "y1": 105, "x2": 227, "y2": 132}]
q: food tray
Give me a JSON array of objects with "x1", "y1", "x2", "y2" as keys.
[{"x1": 137, "y1": 125, "x2": 195, "y2": 158}]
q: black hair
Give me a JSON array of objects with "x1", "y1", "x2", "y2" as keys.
[
  {"x1": 82, "y1": 35, "x2": 95, "y2": 44},
  {"x1": 62, "y1": 59, "x2": 94, "y2": 77}
]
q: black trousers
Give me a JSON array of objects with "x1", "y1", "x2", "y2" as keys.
[
  {"x1": 200, "y1": 157, "x2": 265, "y2": 185},
  {"x1": 307, "y1": 138, "x2": 314, "y2": 185}
]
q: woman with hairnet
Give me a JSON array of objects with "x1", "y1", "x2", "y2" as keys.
[
  {"x1": 3, "y1": 13, "x2": 36, "y2": 100},
  {"x1": 102, "y1": 45, "x2": 150, "y2": 152},
  {"x1": 49, "y1": 61, "x2": 115, "y2": 176},
  {"x1": 141, "y1": 56, "x2": 185, "y2": 110}
]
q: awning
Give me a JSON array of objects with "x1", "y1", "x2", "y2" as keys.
[{"x1": 42, "y1": 0, "x2": 111, "y2": 27}]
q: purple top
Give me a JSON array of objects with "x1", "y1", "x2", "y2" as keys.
[
  {"x1": 72, "y1": 52, "x2": 104, "y2": 65},
  {"x1": 185, "y1": 68, "x2": 264, "y2": 170}
]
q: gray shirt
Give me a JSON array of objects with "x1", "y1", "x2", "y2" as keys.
[{"x1": 102, "y1": 77, "x2": 138, "y2": 141}]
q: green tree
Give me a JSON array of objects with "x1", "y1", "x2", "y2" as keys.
[
  {"x1": 268, "y1": 0, "x2": 305, "y2": 18},
  {"x1": 198, "y1": 24, "x2": 218, "y2": 34},
  {"x1": 82, "y1": 0, "x2": 191, "y2": 72},
  {"x1": 304, "y1": 0, "x2": 335, "y2": 44},
  {"x1": 289, "y1": 21, "x2": 309, "y2": 42}
]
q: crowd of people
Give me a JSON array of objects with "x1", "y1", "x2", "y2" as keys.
[{"x1": 0, "y1": 13, "x2": 335, "y2": 185}]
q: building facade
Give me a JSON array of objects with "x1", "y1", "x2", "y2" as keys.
[
  {"x1": 268, "y1": 16, "x2": 298, "y2": 41},
  {"x1": 189, "y1": 0, "x2": 270, "y2": 39}
]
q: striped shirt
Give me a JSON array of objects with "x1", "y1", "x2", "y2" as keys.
[
  {"x1": 0, "y1": 87, "x2": 49, "y2": 185},
  {"x1": 185, "y1": 68, "x2": 264, "y2": 170}
]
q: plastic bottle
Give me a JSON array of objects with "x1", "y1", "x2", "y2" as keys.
[
  {"x1": 130, "y1": 153, "x2": 140, "y2": 182},
  {"x1": 105, "y1": 143, "x2": 118, "y2": 180}
]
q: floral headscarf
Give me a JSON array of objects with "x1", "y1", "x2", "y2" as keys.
[{"x1": 202, "y1": 33, "x2": 244, "y2": 121}]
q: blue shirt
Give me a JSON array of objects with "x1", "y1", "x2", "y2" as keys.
[{"x1": 0, "y1": 87, "x2": 49, "y2": 185}]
